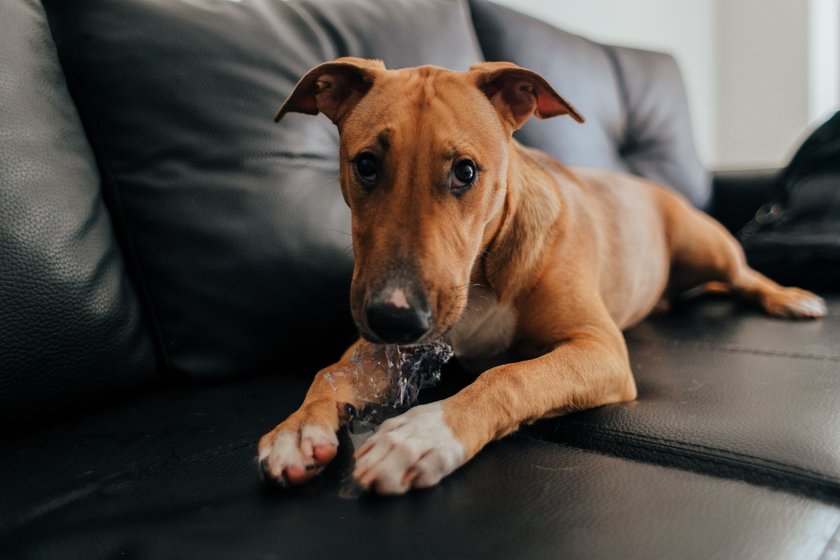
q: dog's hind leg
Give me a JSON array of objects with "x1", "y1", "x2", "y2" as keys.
[{"x1": 665, "y1": 196, "x2": 826, "y2": 319}]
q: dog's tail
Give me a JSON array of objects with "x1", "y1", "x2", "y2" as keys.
[
  {"x1": 676, "y1": 281, "x2": 732, "y2": 303},
  {"x1": 695, "y1": 281, "x2": 731, "y2": 296}
]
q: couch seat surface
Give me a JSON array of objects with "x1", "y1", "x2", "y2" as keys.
[
  {"x1": 542, "y1": 294, "x2": 840, "y2": 501},
  {"x1": 2, "y1": 297, "x2": 840, "y2": 560}
]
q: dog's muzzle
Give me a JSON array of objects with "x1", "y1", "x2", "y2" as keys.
[{"x1": 364, "y1": 285, "x2": 431, "y2": 344}]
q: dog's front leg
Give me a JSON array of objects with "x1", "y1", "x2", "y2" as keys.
[
  {"x1": 353, "y1": 326, "x2": 637, "y2": 494},
  {"x1": 258, "y1": 339, "x2": 393, "y2": 486}
]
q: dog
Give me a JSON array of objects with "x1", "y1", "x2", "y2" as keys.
[{"x1": 258, "y1": 57, "x2": 826, "y2": 495}]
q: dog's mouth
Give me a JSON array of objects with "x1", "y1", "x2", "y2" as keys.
[
  {"x1": 355, "y1": 306, "x2": 464, "y2": 347},
  {"x1": 356, "y1": 323, "x2": 441, "y2": 347}
]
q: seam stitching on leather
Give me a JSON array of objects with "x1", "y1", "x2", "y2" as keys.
[
  {"x1": 565, "y1": 421, "x2": 840, "y2": 485},
  {"x1": 520, "y1": 430, "x2": 840, "y2": 503},
  {"x1": 601, "y1": 45, "x2": 634, "y2": 158},
  {"x1": 522, "y1": 431, "x2": 814, "y2": 487},
  {"x1": 598, "y1": 436, "x2": 835, "y2": 494},
  {"x1": 629, "y1": 334, "x2": 840, "y2": 362},
  {"x1": 40, "y1": 6, "x2": 171, "y2": 371}
]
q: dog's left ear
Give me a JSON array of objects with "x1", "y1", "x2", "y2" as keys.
[
  {"x1": 275, "y1": 57, "x2": 386, "y2": 125},
  {"x1": 470, "y1": 62, "x2": 584, "y2": 131}
]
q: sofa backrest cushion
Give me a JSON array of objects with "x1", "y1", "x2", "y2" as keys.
[
  {"x1": 468, "y1": 0, "x2": 710, "y2": 208},
  {"x1": 42, "y1": 0, "x2": 484, "y2": 379},
  {"x1": 0, "y1": 0, "x2": 159, "y2": 420}
]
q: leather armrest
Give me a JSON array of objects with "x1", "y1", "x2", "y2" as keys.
[{"x1": 708, "y1": 168, "x2": 780, "y2": 234}]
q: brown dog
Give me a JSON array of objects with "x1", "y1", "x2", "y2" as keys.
[{"x1": 258, "y1": 57, "x2": 826, "y2": 495}]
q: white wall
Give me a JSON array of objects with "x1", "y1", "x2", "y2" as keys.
[
  {"x1": 490, "y1": 0, "x2": 840, "y2": 170},
  {"x1": 716, "y1": 0, "x2": 809, "y2": 169},
  {"x1": 808, "y1": 0, "x2": 840, "y2": 123},
  {"x1": 708, "y1": 0, "x2": 839, "y2": 168}
]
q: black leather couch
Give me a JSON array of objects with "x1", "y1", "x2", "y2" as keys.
[{"x1": 2, "y1": 1, "x2": 838, "y2": 558}]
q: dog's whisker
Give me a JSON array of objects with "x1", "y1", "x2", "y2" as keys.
[{"x1": 321, "y1": 228, "x2": 352, "y2": 237}]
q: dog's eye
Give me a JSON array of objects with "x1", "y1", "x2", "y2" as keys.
[
  {"x1": 451, "y1": 159, "x2": 477, "y2": 193},
  {"x1": 354, "y1": 152, "x2": 379, "y2": 187}
]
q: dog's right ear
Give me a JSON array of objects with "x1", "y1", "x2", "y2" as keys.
[{"x1": 274, "y1": 57, "x2": 386, "y2": 125}]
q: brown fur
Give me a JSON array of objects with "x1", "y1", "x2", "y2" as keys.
[{"x1": 259, "y1": 58, "x2": 826, "y2": 491}]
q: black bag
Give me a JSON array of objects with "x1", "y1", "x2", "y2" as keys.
[{"x1": 739, "y1": 111, "x2": 840, "y2": 287}]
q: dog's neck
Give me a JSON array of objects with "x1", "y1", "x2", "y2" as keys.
[{"x1": 476, "y1": 141, "x2": 568, "y2": 301}]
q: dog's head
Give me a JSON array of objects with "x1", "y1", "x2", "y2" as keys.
[{"x1": 276, "y1": 58, "x2": 582, "y2": 344}]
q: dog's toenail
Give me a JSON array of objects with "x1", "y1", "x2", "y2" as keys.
[{"x1": 259, "y1": 458, "x2": 288, "y2": 488}]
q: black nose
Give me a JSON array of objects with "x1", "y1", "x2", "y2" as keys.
[{"x1": 365, "y1": 299, "x2": 431, "y2": 344}]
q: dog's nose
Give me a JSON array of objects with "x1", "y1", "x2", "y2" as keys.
[{"x1": 365, "y1": 288, "x2": 431, "y2": 344}]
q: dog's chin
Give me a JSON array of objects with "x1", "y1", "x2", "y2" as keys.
[{"x1": 355, "y1": 323, "x2": 446, "y2": 348}]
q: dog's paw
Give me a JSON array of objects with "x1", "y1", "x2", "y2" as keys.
[
  {"x1": 762, "y1": 287, "x2": 827, "y2": 319},
  {"x1": 258, "y1": 409, "x2": 339, "y2": 487},
  {"x1": 353, "y1": 403, "x2": 464, "y2": 495}
]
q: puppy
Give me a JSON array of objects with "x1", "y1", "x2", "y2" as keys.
[{"x1": 258, "y1": 58, "x2": 826, "y2": 495}]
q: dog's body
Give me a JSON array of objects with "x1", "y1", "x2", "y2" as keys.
[{"x1": 259, "y1": 59, "x2": 826, "y2": 494}]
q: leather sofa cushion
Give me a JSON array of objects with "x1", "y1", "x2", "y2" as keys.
[
  {"x1": 0, "y1": 0, "x2": 158, "y2": 421},
  {"x1": 542, "y1": 295, "x2": 840, "y2": 501},
  {"x1": 606, "y1": 45, "x2": 710, "y2": 207},
  {"x1": 468, "y1": 0, "x2": 711, "y2": 208},
  {"x1": 42, "y1": 0, "x2": 484, "y2": 379},
  {"x1": 4, "y1": 371, "x2": 839, "y2": 559}
]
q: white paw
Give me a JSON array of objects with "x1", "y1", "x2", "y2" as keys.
[
  {"x1": 765, "y1": 288, "x2": 827, "y2": 319},
  {"x1": 353, "y1": 403, "x2": 464, "y2": 495},
  {"x1": 259, "y1": 422, "x2": 338, "y2": 486},
  {"x1": 783, "y1": 292, "x2": 827, "y2": 318}
]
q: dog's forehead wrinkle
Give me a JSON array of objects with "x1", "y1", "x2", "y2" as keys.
[
  {"x1": 376, "y1": 128, "x2": 391, "y2": 150},
  {"x1": 344, "y1": 123, "x2": 394, "y2": 156},
  {"x1": 421, "y1": 74, "x2": 437, "y2": 110},
  {"x1": 387, "y1": 68, "x2": 466, "y2": 118}
]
